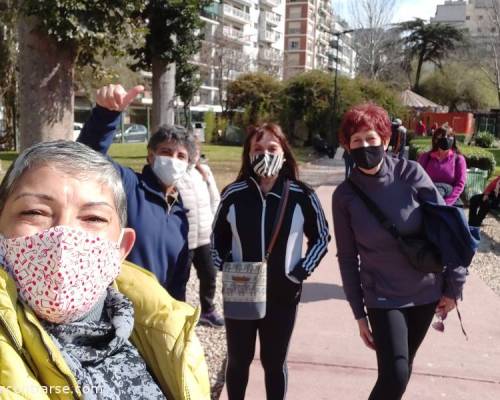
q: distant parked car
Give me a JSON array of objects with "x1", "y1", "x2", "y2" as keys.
[
  {"x1": 113, "y1": 124, "x2": 148, "y2": 143},
  {"x1": 192, "y1": 122, "x2": 205, "y2": 142}
]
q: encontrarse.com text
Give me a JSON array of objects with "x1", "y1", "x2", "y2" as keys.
[{"x1": 0, "y1": 385, "x2": 103, "y2": 395}]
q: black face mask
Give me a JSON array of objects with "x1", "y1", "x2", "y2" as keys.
[
  {"x1": 350, "y1": 145, "x2": 385, "y2": 170},
  {"x1": 437, "y1": 137, "x2": 454, "y2": 151}
]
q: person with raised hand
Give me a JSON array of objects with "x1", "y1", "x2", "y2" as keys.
[{"x1": 78, "y1": 84, "x2": 194, "y2": 301}]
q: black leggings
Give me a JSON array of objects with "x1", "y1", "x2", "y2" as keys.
[
  {"x1": 225, "y1": 302, "x2": 298, "y2": 400},
  {"x1": 468, "y1": 193, "x2": 499, "y2": 227},
  {"x1": 187, "y1": 244, "x2": 217, "y2": 313},
  {"x1": 367, "y1": 302, "x2": 437, "y2": 400}
]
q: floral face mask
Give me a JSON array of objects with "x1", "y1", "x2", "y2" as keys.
[{"x1": 0, "y1": 226, "x2": 123, "y2": 324}]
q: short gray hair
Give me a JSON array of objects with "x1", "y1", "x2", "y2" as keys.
[
  {"x1": 147, "y1": 125, "x2": 197, "y2": 162},
  {"x1": 0, "y1": 140, "x2": 127, "y2": 227}
]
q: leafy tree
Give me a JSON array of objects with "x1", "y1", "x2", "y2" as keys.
[
  {"x1": 16, "y1": 0, "x2": 145, "y2": 150},
  {"x1": 226, "y1": 72, "x2": 283, "y2": 126},
  {"x1": 281, "y1": 70, "x2": 405, "y2": 146},
  {"x1": 281, "y1": 70, "x2": 334, "y2": 144},
  {"x1": 419, "y1": 63, "x2": 498, "y2": 111},
  {"x1": 132, "y1": 0, "x2": 210, "y2": 130},
  {"x1": 175, "y1": 62, "x2": 202, "y2": 128},
  {"x1": 395, "y1": 19, "x2": 464, "y2": 92}
]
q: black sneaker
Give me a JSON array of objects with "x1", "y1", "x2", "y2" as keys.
[{"x1": 199, "y1": 311, "x2": 225, "y2": 328}]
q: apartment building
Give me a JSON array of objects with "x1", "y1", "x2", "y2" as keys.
[
  {"x1": 330, "y1": 17, "x2": 356, "y2": 79},
  {"x1": 432, "y1": 0, "x2": 500, "y2": 40},
  {"x1": 192, "y1": 0, "x2": 286, "y2": 111},
  {"x1": 283, "y1": 0, "x2": 334, "y2": 79}
]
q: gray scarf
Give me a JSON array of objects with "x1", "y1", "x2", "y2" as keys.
[{"x1": 43, "y1": 287, "x2": 166, "y2": 399}]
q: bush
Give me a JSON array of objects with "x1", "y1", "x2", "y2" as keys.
[
  {"x1": 460, "y1": 146, "x2": 496, "y2": 176},
  {"x1": 409, "y1": 143, "x2": 496, "y2": 177},
  {"x1": 474, "y1": 131, "x2": 495, "y2": 148},
  {"x1": 204, "y1": 111, "x2": 216, "y2": 143},
  {"x1": 487, "y1": 148, "x2": 500, "y2": 165}
]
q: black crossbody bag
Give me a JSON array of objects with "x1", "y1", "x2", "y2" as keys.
[{"x1": 348, "y1": 179, "x2": 444, "y2": 274}]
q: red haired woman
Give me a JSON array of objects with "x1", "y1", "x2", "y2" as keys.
[
  {"x1": 211, "y1": 123, "x2": 330, "y2": 399},
  {"x1": 332, "y1": 103, "x2": 466, "y2": 400}
]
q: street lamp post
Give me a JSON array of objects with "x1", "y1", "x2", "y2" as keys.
[{"x1": 331, "y1": 29, "x2": 354, "y2": 146}]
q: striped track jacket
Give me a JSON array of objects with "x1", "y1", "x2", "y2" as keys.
[{"x1": 211, "y1": 176, "x2": 330, "y2": 305}]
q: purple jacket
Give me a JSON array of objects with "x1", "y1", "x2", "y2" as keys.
[{"x1": 418, "y1": 150, "x2": 467, "y2": 205}]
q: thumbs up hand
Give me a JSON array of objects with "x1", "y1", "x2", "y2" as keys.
[{"x1": 96, "y1": 84, "x2": 145, "y2": 112}]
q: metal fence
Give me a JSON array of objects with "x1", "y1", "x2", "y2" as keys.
[{"x1": 463, "y1": 168, "x2": 488, "y2": 202}]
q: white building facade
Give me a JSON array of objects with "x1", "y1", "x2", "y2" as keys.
[{"x1": 193, "y1": 0, "x2": 286, "y2": 111}]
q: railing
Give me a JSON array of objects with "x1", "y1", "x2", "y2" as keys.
[
  {"x1": 223, "y1": 4, "x2": 251, "y2": 23},
  {"x1": 259, "y1": 48, "x2": 282, "y2": 61},
  {"x1": 261, "y1": 11, "x2": 281, "y2": 26},
  {"x1": 260, "y1": 28, "x2": 280, "y2": 42},
  {"x1": 223, "y1": 25, "x2": 246, "y2": 41}
]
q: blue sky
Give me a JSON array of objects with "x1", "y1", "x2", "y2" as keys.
[{"x1": 332, "y1": 0, "x2": 442, "y2": 24}]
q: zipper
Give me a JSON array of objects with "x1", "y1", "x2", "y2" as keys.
[
  {"x1": 250, "y1": 177, "x2": 267, "y2": 261},
  {"x1": 0, "y1": 312, "x2": 31, "y2": 363},
  {"x1": 261, "y1": 199, "x2": 267, "y2": 261},
  {"x1": 0, "y1": 310, "x2": 40, "y2": 383}
]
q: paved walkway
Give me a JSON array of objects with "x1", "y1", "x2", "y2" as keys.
[{"x1": 220, "y1": 159, "x2": 500, "y2": 400}]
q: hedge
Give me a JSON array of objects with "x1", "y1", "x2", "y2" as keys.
[
  {"x1": 487, "y1": 148, "x2": 500, "y2": 165},
  {"x1": 408, "y1": 143, "x2": 496, "y2": 177},
  {"x1": 409, "y1": 134, "x2": 468, "y2": 145}
]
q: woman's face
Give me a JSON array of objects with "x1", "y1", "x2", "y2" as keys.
[
  {"x1": 249, "y1": 130, "x2": 284, "y2": 159},
  {"x1": 349, "y1": 129, "x2": 385, "y2": 150},
  {"x1": 147, "y1": 139, "x2": 189, "y2": 165},
  {"x1": 0, "y1": 165, "x2": 134, "y2": 258},
  {"x1": 434, "y1": 130, "x2": 455, "y2": 150}
]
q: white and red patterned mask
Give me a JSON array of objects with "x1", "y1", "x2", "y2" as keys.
[{"x1": 0, "y1": 226, "x2": 122, "y2": 324}]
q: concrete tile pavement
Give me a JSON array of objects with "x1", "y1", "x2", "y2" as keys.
[{"x1": 220, "y1": 185, "x2": 500, "y2": 400}]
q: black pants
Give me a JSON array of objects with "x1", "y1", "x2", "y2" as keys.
[
  {"x1": 469, "y1": 193, "x2": 499, "y2": 227},
  {"x1": 225, "y1": 302, "x2": 298, "y2": 400},
  {"x1": 367, "y1": 302, "x2": 437, "y2": 400},
  {"x1": 187, "y1": 244, "x2": 217, "y2": 313}
]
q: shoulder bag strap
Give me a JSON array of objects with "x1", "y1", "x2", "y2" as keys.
[
  {"x1": 348, "y1": 179, "x2": 401, "y2": 240},
  {"x1": 265, "y1": 179, "x2": 291, "y2": 261}
]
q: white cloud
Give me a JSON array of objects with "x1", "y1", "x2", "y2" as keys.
[
  {"x1": 392, "y1": 0, "x2": 442, "y2": 23},
  {"x1": 332, "y1": 0, "x2": 443, "y2": 25}
]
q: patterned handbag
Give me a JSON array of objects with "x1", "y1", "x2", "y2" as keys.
[{"x1": 222, "y1": 180, "x2": 290, "y2": 320}]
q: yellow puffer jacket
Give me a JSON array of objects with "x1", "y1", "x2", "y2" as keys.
[{"x1": 0, "y1": 261, "x2": 210, "y2": 399}]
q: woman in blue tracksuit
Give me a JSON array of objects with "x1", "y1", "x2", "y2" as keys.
[{"x1": 211, "y1": 123, "x2": 330, "y2": 400}]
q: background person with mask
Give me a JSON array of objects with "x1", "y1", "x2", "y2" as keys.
[
  {"x1": 176, "y1": 141, "x2": 224, "y2": 327},
  {"x1": 212, "y1": 123, "x2": 330, "y2": 399},
  {"x1": 78, "y1": 84, "x2": 194, "y2": 300},
  {"x1": 332, "y1": 103, "x2": 464, "y2": 400},
  {"x1": 417, "y1": 126, "x2": 467, "y2": 206}
]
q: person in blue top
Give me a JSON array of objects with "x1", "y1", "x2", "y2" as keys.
[{"x1": 78, "y1": 84, "x2": 194, "y2": 301}]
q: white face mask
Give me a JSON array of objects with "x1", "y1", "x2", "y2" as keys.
[{"x1": 152, "y1": 156, "x2": 188, "y2": 186}]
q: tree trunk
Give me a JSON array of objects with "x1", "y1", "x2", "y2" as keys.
[
  {"x1": 18, "y1": 16, "x2": 76, "y2": 151},
  {"x1": 152, "y1": 58, "x2": 176, "y2": 131},
  {"x1": 413, "y1": 49, "x2": 426, "y2": 92}
]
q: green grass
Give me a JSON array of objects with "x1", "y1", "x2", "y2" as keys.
[
  {"x1": 0, "y1": 150, "x2": 17, "y2": 173},
  {"x1": 0, "y1": 143, "x2": 317, "y2": 191}
]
